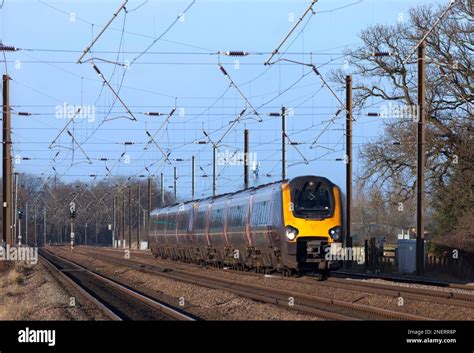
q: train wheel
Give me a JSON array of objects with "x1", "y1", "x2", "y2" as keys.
[
  {"x1": 294, "y1": 270, "x2": 303, "y2": 278},
  {"x1": 314, "y1": 270, "x2": 329, "y2": 281},
  {"x1": 264, "y1": 268, "x2": 275, "y2": 275}
]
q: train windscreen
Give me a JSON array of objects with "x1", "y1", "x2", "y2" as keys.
[{"x1": 290, "y1": 178, "x2": 334, "y2": 219}]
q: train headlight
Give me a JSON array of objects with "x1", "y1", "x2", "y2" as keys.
[
  {"x1": 285, "y1": 226, "x2": 299, "y2": 241},
  {"x1": 329, "y1": 226, "x2": 342, "y2": 241}
]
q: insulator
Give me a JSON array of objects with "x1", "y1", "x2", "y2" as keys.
[{"x1": 225, "y1": 51, "x2": 248, "y2": 56}]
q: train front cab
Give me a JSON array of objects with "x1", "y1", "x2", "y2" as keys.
[{"x1": 281, "y1": 176, "x2": 343, "y2": 273}]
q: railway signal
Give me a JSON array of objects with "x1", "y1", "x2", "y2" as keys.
[
  {"x1": 69, "y1": 202, "x2": 75, "y2": 215},
  {"x1": 17, "y1": 208, "x2": 24, "y2": 246},
  {"x1": 69, "y1": 202, "x2": 76, "y2": 252}
]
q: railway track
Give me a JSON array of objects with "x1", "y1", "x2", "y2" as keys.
[
  {"x1": 40, "y1": 254, "x2": 121, "y2": 321},
  {"x1": 322, "y1": 277, "x2": 474, "y2": 308},
  {"x1": 332, "y1": 270, "x2": 474, "y2": 291},
  {"x1": 52, "y1": 247, "x2": 432, "y2": 321},
  {"x1": 85, "y1": 246, "x2": 474, "y2": 309},
  {"x1": 39, "y1": 249, "x2": 197, "y2": 321}
]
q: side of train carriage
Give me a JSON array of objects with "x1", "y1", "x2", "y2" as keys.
[{"x1": 148, "y1": 175, "x2": 344, "y2": 274}]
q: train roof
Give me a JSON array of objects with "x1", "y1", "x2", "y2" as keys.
[
  {"x1": 151, "y1": 179, "x2": 283, "y2": 214},
  {"x1": 151, "y1": 175, "x2": 335, "y2": 214}
]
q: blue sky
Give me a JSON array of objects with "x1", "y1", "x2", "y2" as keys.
[{"x1": 0, "y1": 0, "x2": 447, "y2": 200}]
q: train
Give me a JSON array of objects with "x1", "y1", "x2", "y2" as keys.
[{"x1": 148, "y1": 175, "x2": 343, "y2": 276}]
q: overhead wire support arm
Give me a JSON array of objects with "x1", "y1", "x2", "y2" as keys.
[
  {"x1": 402, "y1": 0, "x2": 457, "y2": 65},
  {"x1": 216, "y1": 108, "x2": 247, "y2": 146},
  {"x1": 76, "y1": 0, "x2": 129, "y2": 64},
  {"x1": 143, "y1": 108, "x2": 176, "y2": 149},
  {"x1": 49, "y1": 108, "x2": 81, "y2": 148},
  {"x1": 66, "y1": 130, "x2": 93, "y2": 164},
  {"x1": 218, "y1": 65, "x2": 262, "y2": 122},
  {"x1": 264, "y1": 0, "x2": 318, "y2": 65},
  {"x1": 202, "y1": 130, "x2": 217, "y2": 149},
  {"x1": 285, "y1": 133, "x2": 309, "y2": 165},
  {"x1": 91, "y1": 63, "x2": 137, "y2": 121},
  {"x1": 310, "y1": 108, "x2": 343, "y2": 149},
  {"x1": 199, "y1": 165, "x2": 208, "y2": 178},
  {"x1": 311, "y1": 65, "x2": 346, "y2": 109},
  {"x1": 145, "y1": 130, "x2": 172, "y2": 164},
  {"x1": 273, "y1": 57, "x2": 347, "y2": 110},
  {"x1": 143, "y1": 108, "x2": 176, "y2": 164}
]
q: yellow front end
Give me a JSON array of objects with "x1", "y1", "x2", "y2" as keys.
[
  {"x1": 282, "y1": 182, "x2": 342, "y2": 242},
  {"x1": 281, "y1": 179, "x2": 343, "y2": 272}
]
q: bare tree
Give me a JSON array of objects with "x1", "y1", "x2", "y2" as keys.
[{"x1": 332, "y1": 1, "x2": 473, "y2": 247}]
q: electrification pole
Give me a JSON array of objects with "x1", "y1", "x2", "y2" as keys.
[
  {"x1": 85, "y1": 222, "x2": 88, "y2": 246},
  {"x1": 244, "y1": 129, "x2": 249, "y2": 189},
  {"x1": 416, "y1": 42, "x2": 426, "y2": 275},
  {"x1": 268, "y1": 107, "x2": 287, "y2": 181},
  {"x1": 128, "y1": 187, "x2": 132, "y2": 249},
  {"x1": 212, "y1": 146, "x2": 216, "y2": 196},
  {"x1": 147, "y1": 176, "x2": 152, "y2": 217},
  {"x1": 14, "y1": 172, "x2": 19, "y2": 244},
  {"x1": 136, "y1": 184, "x2": 140, "y2": 250},
  {"x1": 147, "y1": 178, "x2": 151, "y2": 249},
  {"x1": 43, "y1": 207, "x2": 46, "y2": 246},
  {"x1": 281, "y1": 106, "x2": 286, "y2": 180},
  {"x1": 160, "y1": 173, "x2": 164, "y2": 205},
  {"x1": 34, "y1": 205, "x2": 37, "y2": 246},
  {"x1": 112, "y1": 197, "x2": 116, "y2": 247},
  {"x1": 2, "y1": 74, "x2": 13, "y2": 246},
  {"x1": 174, "y1": 167, "x2": 177, "y2": 200},
  {"x1": 122, "y1": 191, "x2": 125, "y2": 248},
  {"x1": 25, "y1": 202, "x2": 29, "y2": 246},
  {"x1": 345, "y1": 75, "x2": 353, "y2": 251},
  {"x1": 192, "y1": 156, "x2": 195, "y2": 199}
]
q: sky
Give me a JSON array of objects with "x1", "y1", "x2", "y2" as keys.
[{"x1": 0, "y1": 0, "x2": 449, "y2": 201}]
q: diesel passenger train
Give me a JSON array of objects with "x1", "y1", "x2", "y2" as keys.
[{"x1": 149, "y1": 175, "x2": 343, "y2": 275}]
